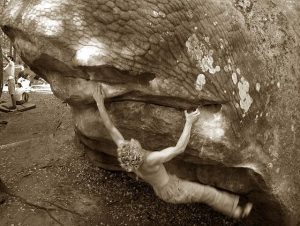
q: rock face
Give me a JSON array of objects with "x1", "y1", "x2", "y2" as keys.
[{"x1": 1, "y1": 0, "x2": 299, "y2": 225}]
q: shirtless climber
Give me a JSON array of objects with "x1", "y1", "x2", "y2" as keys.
[{"x1": 93, "y1": 84, "x2": 253, "y2": 219}]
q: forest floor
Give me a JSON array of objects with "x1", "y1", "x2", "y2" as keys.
[{"x1": 0, "y1": 92, "x2": 248, "y2": 226}]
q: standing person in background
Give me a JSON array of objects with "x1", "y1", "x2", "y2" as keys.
[{"x1": 3, "y1": 56, "x2": 16, "y2": 110}]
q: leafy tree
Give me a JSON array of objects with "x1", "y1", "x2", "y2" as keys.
[
  {"x1": 0, "y1": 0, "x2": 7, "y2": 98},
  {"x1": 1, "y1": 0, "x2": 14, "y2": 98}
]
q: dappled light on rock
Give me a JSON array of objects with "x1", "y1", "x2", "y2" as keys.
[{"x1": 1, "y1": 0, "x2": 299, "y2": 225}]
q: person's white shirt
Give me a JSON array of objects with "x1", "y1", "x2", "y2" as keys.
[
  {"x1": 15, "y1": 86, "x2": 24, "y2": 101},
  {"x1": 4, "y1": 60, "x2": 15, "y2": 80},
  {"x1": 17, "y1": 77, "x2": 30, "y2": 90}
]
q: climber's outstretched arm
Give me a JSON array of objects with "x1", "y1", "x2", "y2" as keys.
[
  {"x1": 146, "y1": 109, "x2": 200, "y2": 166},
  {"x1": 93, "y1": 84, "x2": 125, "y2": 147}
]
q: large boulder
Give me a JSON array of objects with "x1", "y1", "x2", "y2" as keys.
[{"x1": 1, "y1": 0, "x2": 299, "y2": 225}]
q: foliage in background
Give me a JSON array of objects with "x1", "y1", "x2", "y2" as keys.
[{"x1": 1, "y1": 0, "x2": 16, "y2": 98}]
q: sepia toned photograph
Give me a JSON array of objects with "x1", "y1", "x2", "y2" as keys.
[{"x1": 0, "y1": 0, "x2": 299, "y2": 225}]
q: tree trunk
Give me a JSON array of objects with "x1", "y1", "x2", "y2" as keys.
[
  {"x1": 13, "y1": 46, "x2": 17, "y2": 63},
  {"x1": 9, "y1": 41, "x2": 12, "y2": 56}
]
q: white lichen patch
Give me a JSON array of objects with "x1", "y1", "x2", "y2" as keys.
[
  {"x1": 219, "y1": 39, "x2": 229, "y2": 50},
  {"x1": 195, "y1": 74, "x2": 206, "y2": 91},
  {"x1": 256, "y1": 83, "x2": 261, "y2": 92},
  {"x1": 201, "y1": 54, "x2": 221, "y2": 74},
  {"x1": 238, "y1": 76, "x2": 253, "y2": 112},
  {"x1": 159, "y1": 11, "x2": 166, "y2": 17},
  {"x1": 186, "y1": 34, "x2": 221, "y2": 74},
  {"x1": 152, "y1": 10, "x2": 159, "y2": 17},
  {"x1": 277, "y1": 82, "x2": 281, "y2": 88},
  {"x1": 224, "y1": 65, "x2": 232, "y2": 72},
  {"x1": 151, "y1": 10, "x2": 166, "y2": 18},
  {"x1": 232, "y1": 72, "x2": 238, "y2": 85},
  {"x1": 291, "y1": 124, "x2": 295, "y2": 132}
]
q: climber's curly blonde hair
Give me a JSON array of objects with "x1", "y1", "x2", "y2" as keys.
[{"x1": 117, "y1": 139, "x2": 145, "y2": 172}]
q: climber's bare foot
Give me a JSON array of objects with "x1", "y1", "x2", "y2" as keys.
[
  {"x1": 232, "y1": 202, "x2": 253, "y2": 219},
  {"x1": 242, "y1": 203, "x2": 253, "y2": 218}
]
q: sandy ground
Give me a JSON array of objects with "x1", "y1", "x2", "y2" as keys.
[{"x1": 0, "y1": 92, "x2": 251, "y2": 226}]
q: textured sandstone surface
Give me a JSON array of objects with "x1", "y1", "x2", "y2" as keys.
[{"x1": 1, "y1": 0, "x2": 299, "y2": 225}]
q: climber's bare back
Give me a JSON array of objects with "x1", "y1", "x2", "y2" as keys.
[{"x1": 136, "y1": 154, "x2": 170, "y2": 188}]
